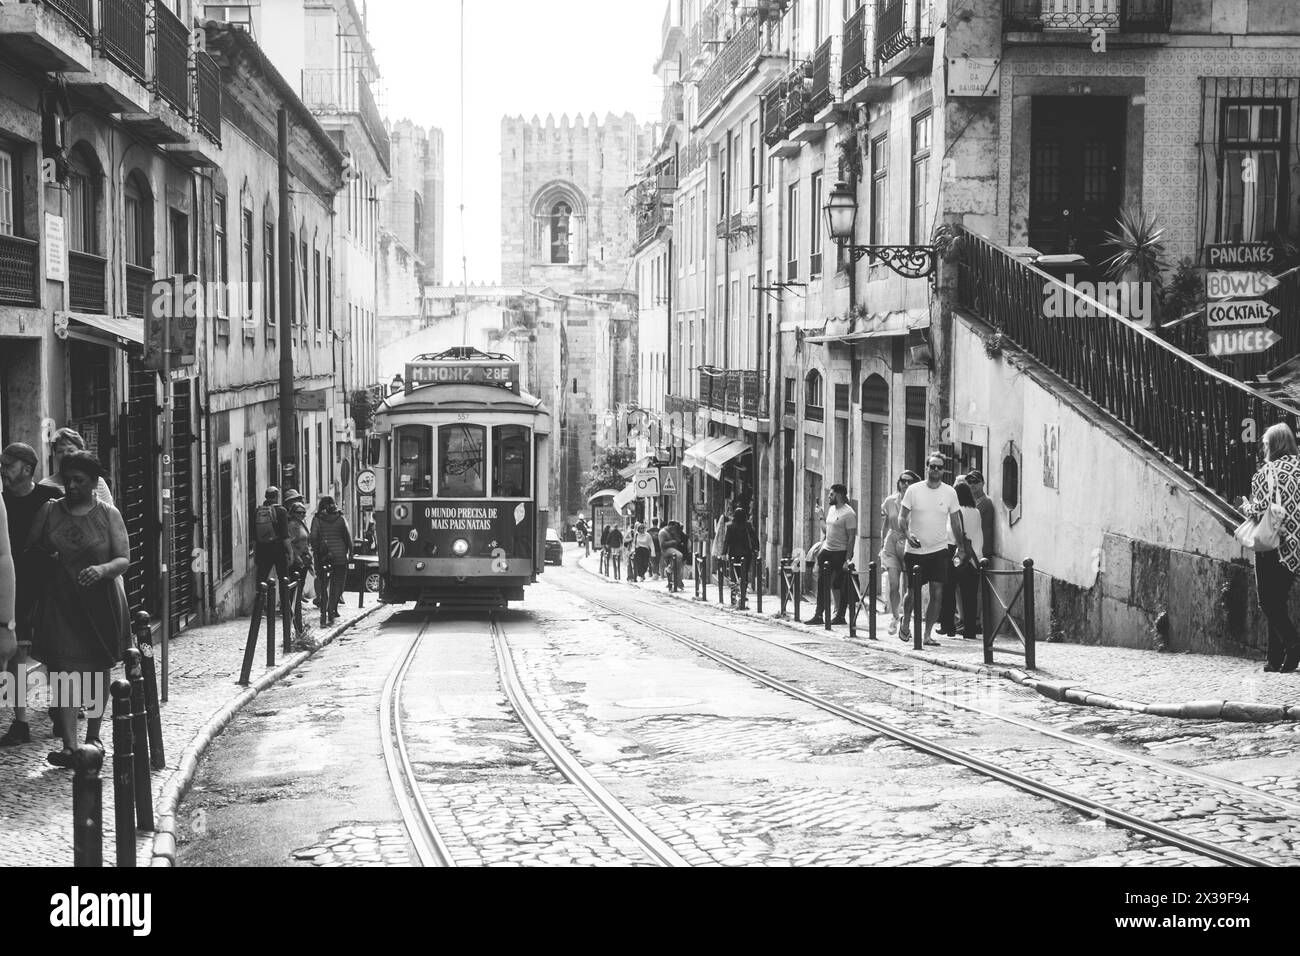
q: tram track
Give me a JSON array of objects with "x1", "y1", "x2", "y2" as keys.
[
  {"x1": 381, "y1": 611, "x2": 687, "y2": 867},
  {"x1": 553, "y1": 577, "x2": 1283, "y2": 867}
]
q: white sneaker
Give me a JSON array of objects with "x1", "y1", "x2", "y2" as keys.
[{"x1": 887, "y1": 618, "x2": 899, "y2": 636}]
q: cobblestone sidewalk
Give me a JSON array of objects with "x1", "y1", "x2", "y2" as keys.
[
  {"x1": 0, "y1": 595, "x2": 379, "y2": 867},
  {"x1": 574, "y1": 547, "x2": 1300, "y2": 722}
]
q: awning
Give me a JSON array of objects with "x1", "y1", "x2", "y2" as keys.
[
  {"x1": 587, "y1": 489, "x2": 618, "y2": 505},
  {"x1": 56, "y1": 313, "x2": 144, "y2": 348},
  {"x1": 704, "y1": 440, "x2": 751, "y2": 480},
  {"x1": 612, "y1": 483, "x2": 637, "y2": 511},
  {"x1": 803, "y1": 308, "x2": 929, "y2": 345},
  {"x1": 618, "y1": 455, "x2": 653, "y2": 479},
  {"x1": 682, "y1": 435, "x2": 730, "y2": 471}
]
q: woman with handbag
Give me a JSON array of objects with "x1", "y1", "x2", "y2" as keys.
[
  {"x1": 1240, "y1": 423, "x2": 1300, "y2": 673},
  {"x1": 28, "y1": 452, "x2": 129, "y2": 766},
  {"x1": 950, "y1": 482, "x2": 984, "y2": 641}
]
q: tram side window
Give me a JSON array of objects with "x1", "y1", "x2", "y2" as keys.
[
  {"x1": 396, "y1": 427, "x2": 432, "y2": 498},
  {"x1": 438, "y1": 424, "x2": 486, "y2": 498},
  {"x1": 493, "y1": 425, "x2": 531, "y2": 498}
]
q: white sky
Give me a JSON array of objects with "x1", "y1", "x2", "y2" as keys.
[{"x1": 366, "y1": 0, "x2": 667, "y2": 284}]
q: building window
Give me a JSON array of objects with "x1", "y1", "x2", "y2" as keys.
[
  {"x1": 871, "y1": 134, "x2": 888, "y2": 245},
  {"x1": 204, "y1": 4, "x2": 251, "y2": 27},
  {"x1": 749, "y1": 119, "x2": 759, "y2": 198},
  {"x1": 67, "y1": 149, "x2": 101, "y2": 254},
  {"x1": 302, "y1": 426, "x2": 311, "y2": 503},
  {"x1": 214, "y1": 195, "x2": 228, "y2": 317},
  {"x1": 0, "y1": 149, "x2": 14, "y2": 235},
  {"x1": 834, "y1": 382, "x2": 850, "y2": 412},
  {"x1": 786, "y1": 181, "x2": 800, "y2": 279},
  {"x1": 326, "y1": 256, "x2": 333, "y2": 331},
  {"x1": 784, "y1": 376, "x2": 796, "y2": 416},
  {"x1": 241, "y1": 207, "x2": 254, "y2": 322},
  {"x1": 1219, "y1": 101, "x2": 1288, "y2": 242},
  {"x1": 810, "y1": 171, "x2": 824, "y2": 277},
  {"x1": 314, "y1": 250, "x2": 322, "y2": 331},
  {"x1": 218, "y1": 460, "x2": 233, "y2": 577},
  {"x1": 805, "y1": 371, "x2": 824, "y2": 422},
  {"x1": 245, "y1": 448, "x2": 257, "y2": 555},
  {"x1": 299, "y1": 237, "x2": 309, "y2": 329},
  {"x1": 550, "y1": 202, "x2": 572, "y2": 263},
  {"x1": 413, "y1": 192, "x2": 423, "y2": 254},
  {"x1": 124, "y1": 174, "x2": 151, "y2": 267},
  {"x1": 263, "y1": 217, "x2": 276, "y2": 333},
  {"x1": 911, "y1": 111, "x2": 932, "y2": 245}
]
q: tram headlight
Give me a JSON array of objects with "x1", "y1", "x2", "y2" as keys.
[
  {"x1": 452, "y1": 538, "x2": 470, "y2": 556},
  {"x1": 415, "y1": 562, "x2": 426, "y2": 571}
]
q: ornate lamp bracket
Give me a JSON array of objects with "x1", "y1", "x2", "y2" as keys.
[{"x1": 844, "y1": 244, "x2": 938, "y2": 281}]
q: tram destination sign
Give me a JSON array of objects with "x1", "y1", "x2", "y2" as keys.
[{"x1": 405, "y1": 360, "x2": 520, "y2": 393}]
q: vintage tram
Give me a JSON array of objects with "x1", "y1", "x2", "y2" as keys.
[{"x1": 370, "y1": 347, "x2": 552, "y2": 609}]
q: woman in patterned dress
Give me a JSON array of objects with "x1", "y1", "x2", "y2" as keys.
[
  {"x1": 1243, "y1": 424, "x2": 1300, "y2": 673},
  {"x1": 28, "y1": 452, "x2": 129, "y2": 766}
]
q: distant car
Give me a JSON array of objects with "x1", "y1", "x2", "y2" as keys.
[
  {"x1": 345, "y1": 553, "x2": 381, "y2": 593},
  {"x1": 544, "y1": 528, "x2": 564, "y2": 566}
]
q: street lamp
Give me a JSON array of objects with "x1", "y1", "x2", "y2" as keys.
[
  {"x1": 824, "y1": 179, "x2": 938, "y2": 281},
  {"x1": 390, "y1": 374, "x2": 404, "y2": 395}
]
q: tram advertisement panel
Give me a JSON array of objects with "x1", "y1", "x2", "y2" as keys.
[{"x1": 389, "y1": 499, "x2": 535, "y2": 561}]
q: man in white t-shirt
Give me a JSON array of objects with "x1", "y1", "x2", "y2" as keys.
[
  {"x1": 900, "y1": 454, "x2": 960, "y2": 646},
  {"x1": 806, "y1": 483, "x2": 857, "y2": 626}
]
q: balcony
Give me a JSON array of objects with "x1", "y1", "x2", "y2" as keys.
[
  {"x1": 809, "y1": 38, "x2": 835, "y2": 115},
  {"x1": 302, "y1": 68, "x2": 393, "y2": 175},
  {"x1": 0, "y1": 0, "x2": 93, "y2": 72},
  {"x1": 1003, "y1": 0, "x2": 1173, "y2": 40},
  {"x1": 635, "y1": 180, "x2": 671, "y2": 248},
  {"x1": 662, "y1": 80, "x2": 684, "y2": 123},
  {"x1": 875, "y1": 0, "x2": 934, "y2": 77},
  {"x1": 697, "y1": 18, "x2": 760, "y2": 117},
  {"x1": 762, "y1": 79, "x2": 786, "y2": 147},
  {"x1": 125, "y1": 263, "x2": 152, "y2": 319},
  {"x1": 152, "y1": 0, "x2": 188, "y2": 116},
  {"x1": 0, "y1": 235, "x2": 40, "y2": 308},
  {"x1": 194, "y1": 50, "x2": 222, "y2": 145},
  {"x1": 69, "y1": 251, "x2": 107, "y2": 314},
  {"x1": 698, "y1": 369, "x2": 766, "y2": 419},
  {"x1": 99, "y1": 0, "x2": 146, "y2": 83},
  {"x1": 842, "y1": 6, "x2": 870, "y2": 89}
]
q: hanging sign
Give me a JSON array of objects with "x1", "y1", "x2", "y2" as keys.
[
  {"x1": 1208, "y1": 327, "x2": 1282, "y2": 357},
  {"x1": 1205, "y1": 300, "x2": 1279, "y2": 328},
  {"x1": 1206, "y1": 242, "x2": 1283, "y2": 269},
  {"x1": 633, "y1": 467, "x2": 660, "y2": 498},
  {"x1": 1206, "y1": 271, "x2": 1280, "y2": 299}
]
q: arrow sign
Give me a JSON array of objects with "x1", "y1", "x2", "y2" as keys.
[
  {"x1": 1206, "y1": 300, "x2": 1281, "y2": 328},
  {"x1": 1206, "y1": 270, "x2": 1280, "y2": 299},
  {"x1": 1208, "y1": 327, "x2": 1282, "y2": 357},
  {"x1": 633, "y1": 467, "x2": 660, "y2": 498}
]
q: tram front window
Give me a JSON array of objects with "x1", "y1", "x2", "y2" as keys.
[
  {"x1": 396, "y1": 427, "x2": 432, "y2": 497},
  {"x1": 438, "y1": 424, "x2": 486, "y2": 498},
  {"x1": 493, "y1": 425, "x2": 531, "y2": 498}
]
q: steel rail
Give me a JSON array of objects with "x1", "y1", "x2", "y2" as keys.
[
  {"x1": 560, "y1": 584, "x2": 1276, "y2": 868},
  {"x1": 379, "y1": 617, "x2": 456, "y2": 868},
  {"x1": 488, "y1": 614, "x2": 690, "y2": 868}
]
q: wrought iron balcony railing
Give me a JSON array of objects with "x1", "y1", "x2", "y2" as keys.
[
  {"x1": 0, "y1": 235, "x2": 39, "y2": 307},
  {"x1": 301, "y1": 68, "x2": 392, "y2": 172},
  {"x1": 69, "y1": 251, "x2": 107, "y2": 313},
  {"x1": 47, "y1": 0, "x2": 93, "y2": 38},
  {"x1": 152, "y1": 0, "x2": 188, "y2": 115},
  {"x1": 1002, "y1": 0, "x2": 1173, "y2": 32},
  {"x1": 663, "y1": 80, "x2": 684, "y2": 123},
  {"x1": 875, "y1": 0, "x2": 933, "y2": 65},
  {"x1": 810, "y1": 38, "x2": 834, "y2": 114},
  {"x1": 195, "y1": 50, "x2": 221, "y2": 143},
  {"x1": 125, "y1": 263, "x2": 152, "y2": 319},
  {"x1": 697, "y1": 18, "x2": 760, "y2": 114},
  {"x1": 762, "y1": 78, "x2": 786, "y2": 146},
  {"x1": 841, "y1": 5, "x2": 871, "y2": 89},
  {"x1": 781, "y1": 63, "x2": 814, "y2": 136},
  {"x1": 98, "y1": 0, "x2": 147, "y2": 83},
  {"x1": 636, "y1": 180, "x2": 671, "y2": 246},
  {"x1": 698, "y1": 368, "x2": 766, "y2": 418}
]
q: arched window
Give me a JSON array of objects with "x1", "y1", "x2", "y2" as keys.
[
  {"x1": 804, "y1": 370, "x2": 824, "y2": 422},
  {"x1": 413, "y1": 192, "x2": 423, "y2": 255},
  {"x1": 861, "y1": 374, "x2": 889, "y2": 419},
  {"x1": 67, "y1": 145, "x2": 102, "y2": 255},
  {"x1": 123, "y1": 171, "x2": 152, "y2": 267},
  {"x1": 551, "y1": 201, "x2": 572, "y2": 263}
]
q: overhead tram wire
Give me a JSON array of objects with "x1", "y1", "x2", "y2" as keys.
[{"x1": 460, "y1": 0, "x2": 469, "y2": 346}]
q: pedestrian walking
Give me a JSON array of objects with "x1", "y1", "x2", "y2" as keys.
[
  {"x1": 37, "y1": 428, "x2": 113, "y2": 505},
  {"x1": 600, "y1": 524, "x2": 612, "y2": 575},
  {"x1": 576, "y1": 515, "x2": 590, "y2": 557},
  {"x1": 26, "y1": 452, "x2": 129, "y2": 767},
  {"x1": 659, "y1": 520, "x2": 687, "y2": 591},
  {"x1": 964, "y1": 469, "x2": 996, "y2": 634},
  {"x1": 0, "y1": 443, "x2": 62, "y2": 745},
  {"x1": 951, "y1": 482, "x2": 985, "y2": 641},
  {"x1": 252, "y1": 486, "x2": 292, "y2": 593},
  {"x1": 310, "y1": 496, "x2": 352, "y2": 624},
  {"x1": 879, "y1": 470, "x2": 920, "y2": 636},
  {"x1": 724, "y1": 507, "x2": 758, "y2": 610},
  {"x1": 284, "y1": 491, "x2": 312, "y2": 629},
  {"x1": 632, "y1": 523, "x2": 654, "y2": 582},
  {"x1": 648, "y1": 521, "x2": 662, "y2": 578},
  {"x1": 607, "y1": 524, "x2": 624, "y2": 580},
  {"x1": 806, "y1": 484, "x2": 857, "y2": 627},
  {"x1": 0, "y1": 492, "x2": 15, "y2": 735},
  {"x1": 1242, "y1": 424, "x2": 1300, "y2": 672},
  {"x1": 900, "y1": 454, "x2": 960, "y2": 646},
  {"x1": 938, "y1": 474, "x2": 967, "y2": 637}
]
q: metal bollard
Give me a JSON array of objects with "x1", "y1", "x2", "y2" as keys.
[
  {"x1": 282, "y1": 577, "x2": 297, "y2": 654},
  {"x1": 716, "y1": 559, "x2": 724, "y2": 605},
  {"x1": 778, "y1": 558, "x2": 790, "y2": 618},
  {"x1": 72, "y1": 744, "x2": 104, "y2": 868},
  {"x1": 911, "y1": 565, "x2": 923, "y2": 652},
  {"x1": 868, "y1": 561, "x2": 878, "y2": 642},
  {"x1": 132, "y1": 613, "x2": 165, "y2": 771},
  {"x1": 293, "y1": 571, "x2": 306, "y2": 639},
  {"x1": 846, "y1": 563, "x2": 858, "y2": 640},
  {"x1": 319, "y1": 559, "x2": 332, "y2": 628},
  {"x1": 110, "y1": 679, "x2": 135, "y2": 867},
  {"x1": 265, "y1": 582, "x2": 277, "y2": 668},
  {"x1": 794, "y1": 563, "x2": 802, "y2": 622},
  {"x1": 238, "y1": 582, "x2": 266, "y2": 686},
  {"x1": 355, "y1": 561, "x2": 366, "y2": 609},
  {"x1": 123, "y1": 649, "x2": 154, "y2": 831},
  {"x1": 1024, "y1": 559, "x2": 1037, "y2": 671},
  {"x1": 821, "y1": 560, "x2": 832, "y2": 632},
  {"x1": 756, "y1": 555, "x2": 763, "y2": 615},
  {"x1": 980, "y1": 560, "x2": 995, "y2": 665}
]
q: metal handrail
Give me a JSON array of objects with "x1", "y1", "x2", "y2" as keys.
[{"x1": 47, "y1": 0, "x2": 93, "y2": 38}]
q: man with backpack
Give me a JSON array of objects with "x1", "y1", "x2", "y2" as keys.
[{"x1": 253, "y1": 486, "x2": 292, "y2": 596}]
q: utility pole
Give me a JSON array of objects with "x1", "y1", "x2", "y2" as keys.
[
  {"x1": 277, "y1": 109, "x2": 297, "y2": 490},
  {"x1": 160, "y1": 280, "x2": 172, "y2": 702}
]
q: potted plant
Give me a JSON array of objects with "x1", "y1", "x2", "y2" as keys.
[{"x1": 1100, "y1": 207, "x2": 1169, "y2": 327}]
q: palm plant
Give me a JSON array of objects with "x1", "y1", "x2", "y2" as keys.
[{"x1": 1100, "y1": 207, "x2": 1170, "y2": 325}]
